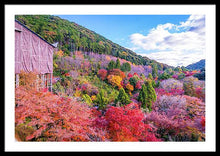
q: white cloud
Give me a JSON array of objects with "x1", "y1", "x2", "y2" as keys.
[
  {"x1": 141, "y1": 50, "x2": 204, "y2": 67},
  {"x1": 179, "y1": 15, "x2": 205, "y2": 28},
  {"x1": 129, "y1": 15, "x2": 205, "y2": 67}
]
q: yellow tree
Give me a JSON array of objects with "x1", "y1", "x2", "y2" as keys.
[
  {"x1": 126, "y1": 83, "x2": 134, "y2": 95},
  {"x1": 107, "y1": 75, "x2": 122, "y2": 89}
]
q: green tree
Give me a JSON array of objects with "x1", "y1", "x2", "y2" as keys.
[
  {"x1": 181, "y1": 66, "x2": 188, "y2": 72},
  {"x1": 148, "y1": 73, "x2": 153, "y2": 80},
  {"x1": 158, "y1": 71, "x2": 171, "y2": 80},
  {"x1": 81, "y1": 36, "x2": 88, "y2": 51},
  {"x1": 108, "y1": 60, "x2": 116, "y2": 70},
  {"x1": 151, "y1": 79, "x2": 156, "y2": 88},
  {"x1": 165, "y1": 68, "x2": 173, "y2": 75},
  {"x1": 121, "y1": 62, "x2": 131, "y2": 72},
  {"x1": 174, "y1": 66, "x2": 182, "y2": 72},
  {"x1": 115, "y1": 58, "x2": 121, "y2": 69},
  {"x1": 82, "y1": 94, "x2": 92, "y2": 106},
  {"x1": 96, "y1": 89, "x2": 109, "y2": 110},
  {"x1": 115, "y1": 88, "x2": 131, "y2": 106},
  {"x1": 152, "y1": 63, "x2": 158, "y2": 79},
  {"x1": 158, "y1": 63, "x2": 163, "y2": 71},
  {"x1": 138, "y1": 80, "x2": 157, "y2": 112},
  {"x1": 140, "y1": 73, "x2": 146, "y2": 80},
  {"x1": 145, "y1": 80, "x2": 157, "y2": 111},
  {"x1": 155, "y1": 80, "x2": 160, "y2": 88},
  {"x1": 138, "y1": 84, "x2": 148, "y2": 109}
]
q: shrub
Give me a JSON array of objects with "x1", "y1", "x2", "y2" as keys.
[
  {"x1": 155, "y1": 88, "x2": 184, "y2": 96},
  {"x1": 159, "y1": 78, "x2": 183, "y2": 92},
  {"x1": 153, "y1": 95, "x2": 186, "y2": 112},
  {"x1": 135, "y1": 80, "x2": 143, "y2": 90},
  {"x1": 80, "y1": 82, "x2": 99, "y2": 96},
  {"x1": 182, "y1": 76, "x2": 205, "y2": 100},
  {"x1": 127, "y1": 73, "x2": 133, "y2": 79},
  {"x1": 145, "y1": 94, "x2": 205, "y2": 141},
  {"x1": 172, "y1": 74, "x2": 178, "y2": 79},
  {"x1": 104, "y1": 103, "x2": 161, "y2": 141},
  {"x1": 108, "y1": 69, "x2": 126, "y2": 80},
  {"x1": 183, "y1": 81, "x2": 196, "y2": 97},
  {"x1": 98, "y1": 69, "x2": 108, "y2": 81},
  {"x1": 195, "y1": 87, "x2": 205, "y2": 101},
  {"x1": 18, "y1": 71, "x2": 42, "y2": 91}
]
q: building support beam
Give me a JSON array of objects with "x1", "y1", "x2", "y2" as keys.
[{"x1": 15, "y1": 74, "x2": 19, "y2": 88}]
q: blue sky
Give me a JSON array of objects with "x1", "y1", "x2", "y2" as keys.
[{"x1": 56, "y1": 15, "x2": 205, "y2": 67}]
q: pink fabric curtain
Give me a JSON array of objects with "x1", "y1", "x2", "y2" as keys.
[
  {"x1": 15, "y1": 30, "x2": 21, "y2": 73},
  {"x1": 15, "y1": 21, "x2": 53, "y2": 74}
]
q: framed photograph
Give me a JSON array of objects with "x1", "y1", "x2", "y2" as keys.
[{"x1": 5, "y1": 4, "x2": 216, "y2": 152}]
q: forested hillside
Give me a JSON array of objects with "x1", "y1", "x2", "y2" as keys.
[
  {"x1": 186, "y1": 59, "x2": 205, "y2": 70},
  {"x1": 15, "y1": 15, "x2": 171, "y2": 70}
]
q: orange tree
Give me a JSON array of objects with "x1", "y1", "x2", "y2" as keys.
[
  {"x1": 108, "y1": 69, "x2": 126, "y2": 80},
  {"x1": 126, "y1": 83, "x2": 134, "y2": 95}
]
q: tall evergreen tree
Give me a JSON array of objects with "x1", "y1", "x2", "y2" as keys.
[
  {"x1": 148, "y1": 73, "x2": 153, "y2": 80},
  {"x1": 115, "y1": 58, "x2": 121, "y2": 69},
  {"x1": 115, "y1": 88, "x2": 131, "y2": 106},
  {"x1": 108, "y1": 60, "x2": 116, "y2": 70},
  {"x1": 152, "y1": 63, "x2": 158, "y2": 79},
  {"x1": 96, "y1": 89, "x2": 109, "y2": 110},
  {"x1": 145, "y1": 80, "x2": 157, "y2": 111},
  {"x1": 121, "y1": 62, "x2": 131, "y2": 72},
  {"x1": 138, "y1": 80, "x2": 157, "y2": 112},
  {"x1": 138, "y1": 84, "x2": 148, "y2": 109}
]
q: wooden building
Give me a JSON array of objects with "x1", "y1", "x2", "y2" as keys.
[{"x1": 15, "y1": 20, "x2": 56, "y2": 91}]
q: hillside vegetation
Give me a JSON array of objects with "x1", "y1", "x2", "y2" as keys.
[
  {"x1": 15, "y1": 15, "x2": 171, "y2": 70},
  {"x1": 15, "y1": 15, "x2": 205, "y2": 142}
]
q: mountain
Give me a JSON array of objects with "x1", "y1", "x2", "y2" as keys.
[
  {"x1": 186, "y1": 59, "x2": 205, "y2": 70},
  {"x1": 15, "y1": 15, "x2": 172, "y2": 70}
]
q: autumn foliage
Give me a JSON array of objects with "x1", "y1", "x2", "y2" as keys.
[
  {"x1": 108, "y1": 69, "x2": 126, "y2": 80},
  {"x1": 18, "y1": 71, "x2": 42, "y2": 90},
  {"x1": 15, "y1": 86, "x2": 106, "y2": 141},
  {"x1": 15, "y1": 56, "x2": 205, "y2": 142},
  {"x1": 107, "y1": 75, "x2": 123, "y2": 89},
  {"x1": 98, "y1": 69, "x2": 108, "y2": 80},
  {"x1": 97, "y1": 103, "x2": 161, "y2": 141}
]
